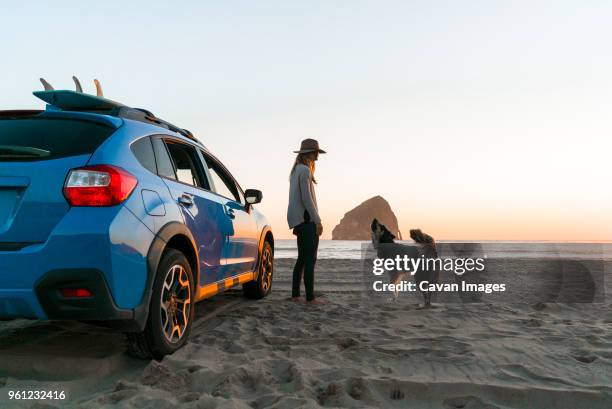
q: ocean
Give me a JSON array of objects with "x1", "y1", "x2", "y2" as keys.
[{"x1": 275, "y1": 239, "x2": 612, "y2": 260}]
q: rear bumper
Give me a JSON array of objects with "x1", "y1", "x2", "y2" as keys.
[
  {"x1": 0, "y1": 206, "x2": 155, "y2": 330},
  {"x1": 35, "y1": 269, "x2": 134, "y2": 321},
  {"x1": 0, "y1": 289, "x2": 45, "y2": 319},
  {"x1": 0, "y1": 269, "x2": 144, "y2": 331}
]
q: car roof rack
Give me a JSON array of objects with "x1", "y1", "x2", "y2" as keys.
[{"x1": 33, "y1": 77, "x2": 198, "y2": 143}]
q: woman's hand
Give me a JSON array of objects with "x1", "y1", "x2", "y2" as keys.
[{"x1": 316, "y1": 223, "x2": 323, "y2": 236}]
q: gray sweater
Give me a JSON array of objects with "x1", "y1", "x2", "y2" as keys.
[{"x1": 287, "y1": 163, "x2": 321, "y2": 228}]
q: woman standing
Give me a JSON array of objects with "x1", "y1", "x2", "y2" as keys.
[{"x1": 287, "y1": 138, "x2": 326, "y2": 304}]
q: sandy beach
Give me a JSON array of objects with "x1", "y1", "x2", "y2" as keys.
[
  {"x1": 0, "y1": 258, "x2": 611, "y2": 408},
  {"x1": 3, "y1": 1, "x2": 612, "y2": 407}
]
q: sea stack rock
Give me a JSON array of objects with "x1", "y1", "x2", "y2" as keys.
[{"x1": 332, "y1": 196, "x2": 402, "y2": 240}]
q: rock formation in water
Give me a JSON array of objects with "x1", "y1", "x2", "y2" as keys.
[{"x1": 332, "y1": 196, "x2": 402, "y2": 240}]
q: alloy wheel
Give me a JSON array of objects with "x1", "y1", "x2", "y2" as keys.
[
  {"x1": 160, "y1": 264, "x2": 191, "y2": 344},
  {"x1": 261, "y1": 246, "x2": 273, "y2": 292}
]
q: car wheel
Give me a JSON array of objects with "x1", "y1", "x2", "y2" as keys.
[
  {"x1": 243, "y1": 241, "x2": 273, "y2": 299},
  {"x1": 126, "y1": 249, "x2": 194, "y2": 360}
]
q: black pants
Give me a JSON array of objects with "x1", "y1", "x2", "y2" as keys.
[{"x1": 292, "y1": 221, "x2": 319, "y2": 301}]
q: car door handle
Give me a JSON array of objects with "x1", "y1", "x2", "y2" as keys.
[
  {"x1": 178, "y1": 194, "x2": 193, "y2": 207},
  {"x1": 225, "y1": 206, "x2": 235, "y2": 219}
]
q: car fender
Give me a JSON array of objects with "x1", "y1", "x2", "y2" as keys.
[{"x1": 132, "y1": 221, "x2": 199, "y2": 331}]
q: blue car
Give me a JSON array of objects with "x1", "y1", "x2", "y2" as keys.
[{"x1": 0, "y1": 79, "x2": 274, "y2": 359}]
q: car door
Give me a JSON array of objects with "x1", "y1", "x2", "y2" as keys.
[
  {"x1": 199, "y1": 150, "x2": 259, "y2": 278},
  {"x1": 153, "y1": 137, "x2": 229, "y2": 286}
]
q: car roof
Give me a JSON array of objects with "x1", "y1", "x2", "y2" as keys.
[
  {"x1": 32, "y1": 89, "x2": 200, "y2": 143},
  {"x1": 1, "y1": 84, "x2": 208, "y2": 149}
]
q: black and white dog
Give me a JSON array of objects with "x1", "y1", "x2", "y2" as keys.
[{"x1": 370, "y1": 219, "x2": 438, "y2": 308}]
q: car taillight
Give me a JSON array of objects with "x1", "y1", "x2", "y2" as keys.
[{"x1": 63, "y1": 165, "x2": 137, "y2": 206}]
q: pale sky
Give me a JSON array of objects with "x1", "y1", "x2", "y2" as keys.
[{"x1": 1, "y1": 1, "x2": 610, "y2": 240}]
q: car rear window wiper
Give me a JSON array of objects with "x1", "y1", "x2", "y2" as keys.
[{"x1": 0, "y1": 145, "x2": 51, "y2": 159}]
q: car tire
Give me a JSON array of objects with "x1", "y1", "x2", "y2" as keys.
[
  {"x1": 126, "y1": 249, "x2": 195, "y2": 360},
  {"x1": 243, "y1": 241, "x2": 273, "y2": 299}
]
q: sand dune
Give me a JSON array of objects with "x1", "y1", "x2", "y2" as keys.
[{"x1": 0, "y1": 259, "x2": 610, "y2": 408}]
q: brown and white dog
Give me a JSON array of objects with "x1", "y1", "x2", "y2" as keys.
[{"x1": 371, "y1": 219, "x2": 439, "y2": 308}]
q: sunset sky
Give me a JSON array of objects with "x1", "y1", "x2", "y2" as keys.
[{"x1": 2, "y1": 1, "x2": 610, "y2": 240}]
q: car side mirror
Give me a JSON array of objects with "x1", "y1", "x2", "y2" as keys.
[{"x1": 244, "y1": 189, "x2": 263, "y2": 205}]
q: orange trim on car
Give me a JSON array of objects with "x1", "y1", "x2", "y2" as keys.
[{"x1": 196, "y1": 271, "x2": 255, "y2": 300}]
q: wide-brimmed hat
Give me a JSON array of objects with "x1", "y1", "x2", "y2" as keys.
[{"x1": 293, "y1": 138, "x2": 326, "y2": 154}]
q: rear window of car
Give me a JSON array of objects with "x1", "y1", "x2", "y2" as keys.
[{"x1": 0, "y1": 118, "x2": 115, "y2": 162}]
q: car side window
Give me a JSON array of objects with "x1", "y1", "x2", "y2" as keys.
[
  {"x1": 131, "y1": 137, "x2": 157, "y2": 174},
  {"x1": 152, "y1": 138, "x2": 176, "y2": 180},
  {"x1": 201, "y1": 151, "x2": 244, "y2": 204},
  {"x1": 165, "y1": 141, "x2": 208, "y2": 189}
]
